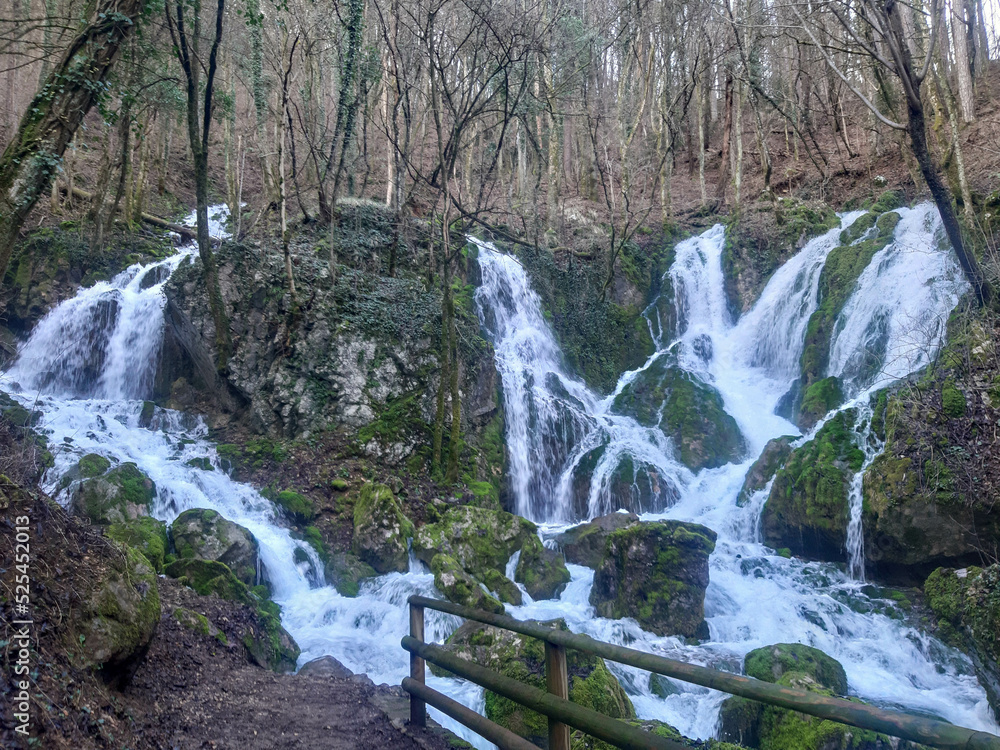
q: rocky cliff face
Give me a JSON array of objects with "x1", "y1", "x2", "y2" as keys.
[{"x1": 158, "y1": 209, "x2": 502, "y2": 489}]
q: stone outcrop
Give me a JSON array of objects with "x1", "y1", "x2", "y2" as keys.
[
  {"x1": 171, "y1": 508, "x2": 261, "y2": 586},
  {"x1": 761, "y1": 411, "x2": 863, "y2": 562},
  {"x1": 737, "y1": 436, "x2": 794, "y2": 506},
  {"x1": 555, "y1": 511, "x2": 640, "y2": 568},
  {"x1": 514, "y1": 535, "x2": 570, "y2": 600},
  {"x1": 351, "y1": 482, "x2": 414, "y2": 574},
  {"x1": 589, "y1": 520, "x2": 717, "y2": 638}
]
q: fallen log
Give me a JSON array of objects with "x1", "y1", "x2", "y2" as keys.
[{"x1": 67, "y1": 186, "x2": 198, "y2": 242}]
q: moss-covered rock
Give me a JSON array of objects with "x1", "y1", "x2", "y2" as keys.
[
  {"x1": 171, "y1": 508, "x2": 261, "y2": 586},
  {"x1": 324, "y1": 552, "x2": 377, "y2": 597},
  {"x1": 73, "y1": 546, "x2": 161, "y2": 686},
  {"x1": 723, "y1": 199, "x2": 840, "y2": 314},
  {"x1": 351, "y1": 482, "x2": 414, "y2": 574},
  {"x1": 737, "y1": 437, "x2": 795, "y2": 506},
  {"x1": 106, "y1": 516, "x2": 169, "y2": 573},
  {"x1": 514, "y1": 535, "x2": 571, "y2": 600},
  {"x1": 173, "y1": 607, "x2": 228, "y2": 645},
  {"x1": 79, "y1": 453, "x2": 112, "y2": 478},
  {"x1": 274, "y1": 489, "x2": 315, "y2": 522},
  {"x1": 797, "y1": 377, "x2": 843, "y2": 429},
  {"x1": 611, "y1": 356, "x2": 745, "y2": 471},
  {"x1": 718, "y1": 643, "x2": 915, "y2": 750},
  {"x1": 925, "y1": 566, "x2": 1000, "y2": 713},
  {"x1": 797, "y1": 211, "x2": 900, "y2": 428},
  {"x1": 71, "y1": 461, "x2": 157, "y2": 525},
  {"x1": 412, "y1": 504, "x2": 536, "y2": 580},
  {"x1": 163, "y1": 557, "x2": 299, "y2": 672},
  {"x1": 941, "y1": 379, "x2": 966, "y2": 418},
  {"x1": 482, "y1": 569, "x2": 523, "y2": 605},
  {"x1": 761, "y1": 411, "x2": 863, "y2": 562},
  {"x1": 555, "y1": 511, "x2": 641, "y2": 569},
  {"x1": 589, "y1": 520, "x2": 717, "y2": 637},
  {"x1": 438, "y1": 619, "x2": 634, "y2": 746},
  {"x1": 430, "y1": 554, "x2": 505, "y2": 614}
]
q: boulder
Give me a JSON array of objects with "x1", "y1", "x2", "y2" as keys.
[
  {"x1": 555, "y1": 511, "x2": 640, "y2": 568},
  {"x1": 351, "y1": 482, "x2": 414, "y2": 574},
  {"x1": 73, "y1": 546, "x2": 161, "y2": 687},
  {"x1": 761, "y1": 411, "x2": 863, "y2": 562},
  {"x1": 737, "y1": 437, "x2": 795, "y2": 507},
  {"x1": 925, "y1": 566, "x2": 1000, "y2": 714},
  {"x1": 430, "y1": 554, "x2": 504, "y2": 614},
  {"x1": 163, "y1": 557, "x2": 300, "y2": 672},
  {"x1": 171, "y1": 508, "x2": 261, "y2": 586},
  {"x1": 718, "y1": 643, "x2": 918, "y2": 750},
  {"x1": 438, "y1": 620, "x2": 634, "y2": 745},
  {"x1": 589, "y1": 520, "x2": 717, "y2": 638},
  {"x1": 273, "y1": 489, "x2": 315, "y2": 522},
  {"x1": 514, "y1": 535, "x2": 570, "y2": 600},
  {"x1": 412, "y1": 504, "x2": 536, "y2": 579},
  {"x1": 173, "y1": 607, "x2": 228, "y2": 645},
  {"x1": 325, "y1": 552, "x2": 377, "y2": 597},
  {"x1": 106, "y1": 516, "x2": 169, "y2": 572},
  {"x1": 71, "y1": 461, "x2": 157, "y2": 525},
  {"x1": 482, "y1": 569, "x2": 522, "y2": 605},
  {"x1": 610, "y1": 357, "x2": 745, "y2": 471},
  {"x1": 298, "y1": 655, "x2": 354, "y2": 679}
]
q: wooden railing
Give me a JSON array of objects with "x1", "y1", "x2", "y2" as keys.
[{"x1": 401, "y1": 594, "x2": 1000, "y2": 750}]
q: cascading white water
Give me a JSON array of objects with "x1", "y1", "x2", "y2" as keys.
[{"x1": 1, "y1": 201, "x2": 995, "y2": 746}]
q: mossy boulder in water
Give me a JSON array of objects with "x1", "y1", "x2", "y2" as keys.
[
  {"x1": 925, "y1": 566, "x2": 1000, "y2": 713},
  {"x1": 351, "y1": 482, "x2": 414, "y2": 574},
  {"x1": 73, "y1": 545, "x2": 161, "y2": 687},
  {"x1": 430, "y1": 554, "x2": 505, "y2": 614},
  {"x1": 611, "y1": 356, "x2": 745, "y2": 471},
  {"x1": 482, "y1": 569, "x2": 522, "y2": 605},
  {"x1": 514, "y1": 535, "x2": 571, "y2": 600},
  {"x1": 71, "y1": 461, "x2": 157, "y2": 525},
  {"x1": 737, "y1": 437, "x2": 795, "y2": 506},
  {"x1": 555, "y1": 511, "x2": 641, "y2": 568},
  {"x1": 589, "y1": 520, "x2": 717, "y2": 637},
  {"x1": 324, "y1": 552, "x2": 377, "y2": 597},
  {"x1": 761, "y1": 411, "x2": 863, "y2": 562},
  {"x1": 412, "y1": 504, "x2": 536, "y2": 579},
  {"x1": 797, "y1": 377, "x2": 844, "y2": 430},
  {"x1": 437, "y1": 619, "x2": 634, "y2": 745},
  {"x1": 106, "y1": 516, "x2": 169, "y2": 572},
  {"x1": 171, "y1": 508, "x2": 261, "y2": 585},
  {"x1": 718, "y1": 643, "x2": 916, "y2": 750}
]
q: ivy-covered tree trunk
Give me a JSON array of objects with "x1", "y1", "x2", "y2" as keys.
[{"x1": 0, "y1": 0, "x2": 144, "y2": 286}]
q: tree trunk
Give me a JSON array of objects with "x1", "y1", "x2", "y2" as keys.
[
  {"x1": 950, "y1": 3, "x2": 975, "y2": 123},
  {"x1": 0, "y1": 0, "x2": 144, "y2": 285}
]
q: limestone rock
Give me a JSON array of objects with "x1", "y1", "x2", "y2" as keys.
[
  {"x1": 412, "y1": 504, "x2": 535, "y2": 579},
  {"x1": 482, "y1": 569, "x2": 522, "y2": 605},
  {"x1": 761, "y1": 411, "x2": 862, "y2": 562},
  {"x1": 171, "y1": 508, "x2": 261, "y2": 585},
  {"x1": 737, "y1": 436, "x2": 795, "y2": 506},
  {"x1": 555, "y1": 511, "x2": 640, "y2": 568},
  {"x1": 430, "y1": 554, "x2": 504, "y2": 614},
  {"x1": 325, "y1": 552, "x2": 377, "y2": 597},
  {"x1": 589, "y1": 520, "x2": 717, "y2": 638},
  {"x1": 298, "y1": 655, "x2": 354, "y2": 679},
  {"x1": 71, "y1": 461, "x2": 157, "y2": 525},
  {"x1": 351, "y1": 482, "x2": 414, "y2": 574},
  {"x1": 73, "y1": 546, "x2": 161, "y2": 687},
  {"x1": 514, "y1": 535, "x2": 570, "y2": 600}
]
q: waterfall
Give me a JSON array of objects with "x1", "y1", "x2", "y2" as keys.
[{"x1": 2, "y1": 202, "x2": 995, "y2": 745}]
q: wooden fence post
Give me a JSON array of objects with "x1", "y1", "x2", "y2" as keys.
[
  {"x1": 546, "y1": 641, "x2": 571, "y2": 750},
  {"x1": 410, "y1": 602, "x2": 426, "y2": 727}
]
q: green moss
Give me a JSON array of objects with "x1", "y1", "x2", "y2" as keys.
[
  {"x1": 431, "y1": 554, "x2": 505, "y2": 614},
  {"x1": 941, "y1": 379, "x2": 967, "y2": 418},
  {"x1": 74, "y1": 462, "x2": 157, "y2": 525},
  {"x1": 871, "y1": 189, "x2": 904, "y2": 213},
  {"x1": 798, "y1": 377, "x2": 843, "y2": 427},
  {"x1": 482, "y1": 569, "x2": 522, "y2": 605},
  {"x1": 351, "y1": 482, "x2": 414, "y2": 574},
  {"x1": 106, "y1": 516, "x2": 169, "y2": 573},
  {"x1": 744, "y1": 643, "x2": 848, "y2": 695},
  {"x1": 762, "y1": 410, "x2": 863, "y2": 560},
  {"x1": 165, "y1": 558, "x2": 252, "y2": 603},
  {"x1": 79, "y1": 453, "x2": 111, "y2": 478},
  {"x1": 301, "y1": 525, "x2": 328, "y2": 563},
  {"x1": 139, "y1": 400, "x2": 155, "y2": 428},
  {"x1": 330, "y1": 478, "x2": 351, "y2": 491},
  {"x1": 274, "y1": 490, "x2": 315, "y2": 522},
  {"x1": 798, "y1": 211, "x2": 901, "y2": 419},
  {"x1": 185, "y1": 457, "x2": 214, "y2": 471},
  {"x1": 514, "y1": 535, "x2": 571, "y2": 600},
  {"x1": 413, "y1": 505, "x2": 535, "y2": 579},
  {"x1": 357, "y1": 391, "x2": 425, "y2": 446}
]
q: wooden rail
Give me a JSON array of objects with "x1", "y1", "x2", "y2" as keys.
[{"x1": 401, "y1": 594, "x2": 1000, "y2": 750}]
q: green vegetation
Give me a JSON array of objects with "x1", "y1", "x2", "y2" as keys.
[
  {"x1": 78, "y1": 453, "x2": 111, "y2": 478},
  {"x1": 430, "y1": 553, "x2": 505, "y2": 614},
  {"x1": 941, "y1": 379, "x2": 967, "y2": 418},
  {"x1": 106, "y1": 516, "x2": 169, "y2": 572},
  {"x1": 797, "y1": 377, "x2": 843, "y2": 427},
  {"x1": 274, "y1": 489, "x2": 315, "y2": 522},
  {"x1": 72, "y1": 461, "x2": 157, "y2": 525},
  {"x1": 514, "y1": 535, "x2": 571, "y2": 600},
  {"x1": 351, "y1": 482, "x2": 414, "y2": 574}
]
